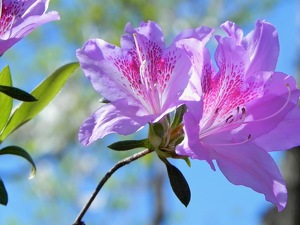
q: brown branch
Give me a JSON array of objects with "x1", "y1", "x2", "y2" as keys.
[{"x1": 73, "y1": 148, "x2": 154, "y2": 225}]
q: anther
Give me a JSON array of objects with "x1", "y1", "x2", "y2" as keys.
[
  {"x1": 240, "y1": 107, "x2": 246, "y2": 120},
  {"x1": 215, "y1": 108, "x2": 220, "y2": 114},
  {"x1": 225, "y1": 115, "x2": 233, "y2": 123}
]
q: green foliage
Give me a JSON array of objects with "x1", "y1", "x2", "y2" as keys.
[
  {"x1": 0, "y1": 63, "x2": 78, "y2": 207},
  {"x1": 164, "y1": 159, "x2": 191, "y2": 207},
  {"x1": 0, "y1": 146, "x2": 36, "y2": 179},
  {"x1": 0, "y1": 145, "x2": 36, "y2": 206},
  {"x1": 0, "y1": 62, "x2": 79, "y2": 142},
  {"x1": 0, "y1": 67, "x2": 13, "y2": 134},
  {"x1": 0, "y1": 178, "x2": 8, "y2": 205},
  {"x1": 0, "y1": 85, "x2": 37, "y2": 102},
  {"x1": 171, "y1": 105, "x2": 187, "y2": 128},
  {"x1": 108, "y1": 139, "x2": 151, "y2": 151},
  {"x1": 0, "y1": 179, "x2": 8, "y2": 206}
]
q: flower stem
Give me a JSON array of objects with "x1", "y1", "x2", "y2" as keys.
[{"x1": 73, "y1": 148, "x2": 154, "y2": 225}]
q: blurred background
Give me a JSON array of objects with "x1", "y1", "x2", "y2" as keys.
[{"x1": 0, "y1": 0, "x2": 298, "y2": 224}]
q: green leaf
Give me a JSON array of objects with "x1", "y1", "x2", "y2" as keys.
[
  {"x1": 171, "y1": 104, "x2": 187, "y2": 128},
  {"x1": 108, "y1": 139, "x2": 150, "y2": 151},
  {"x1": 164, "y1": 159, "x2": 191, "y2": 207},
  {"x1": 0, "y1": 85, "x2": 37, "y2": 102},
  {"x1": 151, "y1": 122, "x2": 165, "y2": 138},
  {"x1": 0, "y1": 62, "x2": 79, "y2": 141},
  {"x1": 0, "y1": 66, "x2": 12, "y2": 135},
  {"x1": 0, "y1": 178, "x2": 8, "y2": 206},
  {"x1": 182, "y1": 157, "x2": 191, "y2": 167},
  {"x1": 0, "y1": 145, "x2": 36, "y2": 179}
]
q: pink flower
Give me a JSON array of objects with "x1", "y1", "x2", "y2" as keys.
[
  {"x1": 76, "y1": 21, "x2": 213, "y2": 145},
  {"x1": 177, "y1": 20, "x2": 300, "y2": 211},
  {"x1": 0, "y1": 0, "x2": 59, "y2": 55}
]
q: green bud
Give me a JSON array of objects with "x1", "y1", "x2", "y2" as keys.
[{"x1": 148, "y1": 123, "x2": 164, "y2": 150}]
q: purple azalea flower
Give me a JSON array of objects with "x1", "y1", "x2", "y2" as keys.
[
  {"x1": 177, "y1": 20, "x2": 300, "y2": 211},
  {"x1": 77, "y1": 21, "x2": 213, "y2": 146},
  {"x1": 0, "y1": 0, "x2": 59, "y2": 55}
]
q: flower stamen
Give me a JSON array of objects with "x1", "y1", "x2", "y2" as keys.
[
  {"x1": 133, "y1": 33, "x2": 143, "y2": 63},
  {"x1": 244, "y1": 83, "x2": 291, "y2": 124},
  {"x1": 210, "y1": 134, "x2": 252, "y2": 146}
]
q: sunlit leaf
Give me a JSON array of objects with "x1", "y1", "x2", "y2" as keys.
[
  {"x1": 0, "y1": 178, "x2": 8, "y2": 206},
  {"x1": 0, "y1": 66, "x2": 12, "y2": 135},
  {"x1": 0, "y1": 85, "x2": 37, "y2": 102},
  {"x1": 108, "y1": 139, "x2": 150, "y2": 151},
  {"x1": 0, "y1": 145, "x2": 36, "y2": 179},
  {"x1": 0, "y1": 62, "x2": 79, "y2": 141}
]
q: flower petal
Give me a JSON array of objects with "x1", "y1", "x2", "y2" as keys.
[
  {"x1": 121, "y1": 21, "x2": 164, "y2": 52},
  {"x1": 7, "y1": 11, "x2": 59, "y2": 39},
  {"x1": 255, "y1": 105, "x2": 300, "y2": 151},
  {"x1": 221, "y1": 21, "x2": 243, "y2": 44},
  {"x1": 76, "y1": 39, "x2": 130, "y2": 101},
  {"x1": 160, "y1": 41, "x2": 193, "y2": 111},
  {"x1": 248, "y1": 73, "x2": 300, "y2": 151},
  {"x1": 76, "y1": 39, "x2": 147, "y2": 116},
  {"x1": 206, "y1": 35, "x2": 250, "y2": 119},
  {"x1": 241, "y1": 72, "x2": 300, "y2": 147},
  {"x1": 173, "y1": 25, "x2": 214, "y2": 44},
  {"x1": 242, "y1": 20, "x2": 279, "y2": 76},
  {"x1": 0, "y1": 0, "x2": 59, "y2": 54},
  {"x1": 176, "y1": 105, "x2": 216, "y2": 170},
  {"x1": 212, "y1": 143, "x2": 287, "y2": 211},
  {"x1": 177, "y1": 40, "x2": 210, "y2": 102},
  {"x1": 23, "y1": 0, "x2": 53, "y2": 17},
  {"x1": 78, "y1": 104, "x2": 152, "y2": 145}
]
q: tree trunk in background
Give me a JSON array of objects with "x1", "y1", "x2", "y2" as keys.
[{"x1": 262, "y1": 147, "x2": 300, "y2": 225}]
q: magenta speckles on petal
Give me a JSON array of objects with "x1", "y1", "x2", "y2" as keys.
[
  {"x1": 0, "y1": 0, "x2": 29, "y2": 36},
  {"x1": 109, "y1": 33, "x2": 167, "y2": 114},
  {"x1": 0, "y1": 0, "x2": 59, "y2": 54},
  {"x1": 77, "y1": 20, "x2": 213, "y2": 145}
]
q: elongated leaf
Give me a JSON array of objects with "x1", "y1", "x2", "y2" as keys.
[
  {"x1": 0, "y1": 178, "x2": 8, "y2": 205},
  {"x1": 0, "y1": 66, "x2": 13, "y2": 135},
  {"x1": 0, "y1": 85, "x2": 37, "y2": 102},
  {"x1": 0, "y1": 62, "x2": 79, "y2": 141},
  {"x1": 108, "y1": 139, "x2": 150, "y2": 151},
  {"x1": 0, "y1": 145, "x2": 36, "y2": 179},
  {"x1": 164, "y1": 160, "x2": 191, "y2": 207}
]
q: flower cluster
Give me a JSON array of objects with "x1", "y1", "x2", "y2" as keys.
[{"x1": 77, "y1": 20, "x2": 300, "y2": 211}]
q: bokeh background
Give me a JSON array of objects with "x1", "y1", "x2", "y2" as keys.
[{"x1": 0, "y1": 0, "x2": 299, "y2": 224}]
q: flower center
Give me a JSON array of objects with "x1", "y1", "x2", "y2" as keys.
[
  {"x1": 129, "y1": 33, "x2": 164, "y2": 114},
  {"x1": 199, "y1": 106, "x2": 247, "y2": 140},
  {"x1": 199, "y1": 83, "x2": 292, "y2": 146}
]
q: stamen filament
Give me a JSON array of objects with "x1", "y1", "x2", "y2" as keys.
[
  {"x1": 133, "y1": 34, "x2": 143, "y2": 63},
  {"x1": 200, "y1": 107, "x2": 246, "y2": 139},
  {"x1": 209, "y1": 134, "x2": 251, "y2": 146},
  {"x1": 132, "y1": 33, "x2": 161, "y2": 114},
  {"x1": 243, "y1": 83, "x2": 291, "y2": 124}
]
